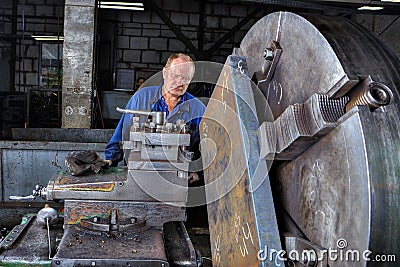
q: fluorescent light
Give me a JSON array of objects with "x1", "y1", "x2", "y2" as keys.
[
  {"x1": 32, "y1": 35, "x2": 64, "y2": 41},
  {"x1": 381, "y1": 0, "x2": 400, "y2": 2},
  {"x1": 99, "y1": 5, "x2": 144, "y2": 10},
  {"x1": 358, "y1": 6, "x2": 384, "y2": 10},
  {"x1": 99, "y1": 1, "x2": 144, "y2": 11},
  {"x1": 100, "y1": 2, "x2": 143, "y2": 6}
]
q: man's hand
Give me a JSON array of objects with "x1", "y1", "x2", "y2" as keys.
[{"x1": 188, "y1": 172, "x2": 200, "y2": 184}]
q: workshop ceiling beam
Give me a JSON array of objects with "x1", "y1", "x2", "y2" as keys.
[
  {"x1": 198, "y1": 0, "x2": 206, "y2": 55},
  {"x1": 242, "y1": 0, "x2": 400, "y2": 15},
  {"x1": 145, "y1": 0, "x2": 202, "y2": 59},
  {"x1": 204, "y1": 4, "x2": 265, "y2": 58}
]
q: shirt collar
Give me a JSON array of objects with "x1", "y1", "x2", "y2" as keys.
[{"x1": 151, "y1": 83, "x2": 190, "y2": 112}]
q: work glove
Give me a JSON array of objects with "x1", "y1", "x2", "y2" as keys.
[{"x1": 65, "y1": 151, "x2": 112, "y2": 176}]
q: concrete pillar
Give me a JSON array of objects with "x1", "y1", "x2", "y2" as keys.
[{"x1": 62, "y1": 0, "x2": 96, "y2": 128}]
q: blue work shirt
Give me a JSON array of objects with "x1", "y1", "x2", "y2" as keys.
[{"x1": 105, "y1": 85, "x2": 206, "y2": 165}]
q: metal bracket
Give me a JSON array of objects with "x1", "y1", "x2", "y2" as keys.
[
  {"x1": 0, "y1": 214, "x2": 35, "y2": 250},
  {"x1": 80, "y1": 209, "x2": 146, "y2": 233},
  {"x1": 257, "y1": 40, "x2": 283, "y2": 88}
]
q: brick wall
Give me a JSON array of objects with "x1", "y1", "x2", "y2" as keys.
[
  {"x1": 0, "y1": 0, "x2": 64, "y2": 92},
  {"x1": 101, "y1": 1, "x2": 400, "y2": 88},
  {"x1": 100, "y1": 0, "x2": 267, "y2": 83},
  {"x1": 0, "y1": 0, "x2": 399, "y2": 94}
]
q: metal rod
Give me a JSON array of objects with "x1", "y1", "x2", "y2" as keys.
[
  {"x1": 47, "y1": 217, "x2": 52, "y2": 259},
  {"x1": 116, "y1": 107, "x2": 151, "y2": 116}
]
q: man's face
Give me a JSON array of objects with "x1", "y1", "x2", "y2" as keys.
[{"x1": 162, "y1": 57, "x2": 194, "y2": 97}]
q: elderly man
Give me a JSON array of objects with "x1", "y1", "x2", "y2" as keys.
[{"x1": 105, "y1": 53, "x2": 206, "y2": 184}]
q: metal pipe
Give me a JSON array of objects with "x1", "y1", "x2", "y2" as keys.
[{"x1": 116, "y1": 107, "x2": 166, "y2": 125}]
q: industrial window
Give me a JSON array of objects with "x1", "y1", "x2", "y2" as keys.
[{"x1": 39, "y1": 43, "x2": 63, "y2": 89}]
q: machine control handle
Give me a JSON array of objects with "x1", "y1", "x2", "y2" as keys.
[
  {"x1": 9, "y1": 184, "x2": 47, "y2": 201},
  {"x1": 9, "y1": 195, "x2": 35, "y2": 200},
  {"x1": 116, "y1": 107, "x2": 152, "y2": 116}
]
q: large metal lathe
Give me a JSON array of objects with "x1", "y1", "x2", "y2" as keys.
[
  {"x1": 1, "y1": 111, "x2": 201, "y2": 266},
  {"x1": 1, "y1": 11, "x2": 399, "y2": 267},
  {"x1": 200, "y1": 11, "x2": 399, "y2": 267}
]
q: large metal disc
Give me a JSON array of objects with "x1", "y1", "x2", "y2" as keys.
[{"x1": 240, "y1": 12, "x2": 400, "y2": 266}]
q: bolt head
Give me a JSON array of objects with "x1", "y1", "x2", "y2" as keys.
[{"x1": 263, "y1": 48, "x2": 274, "y2": 60}]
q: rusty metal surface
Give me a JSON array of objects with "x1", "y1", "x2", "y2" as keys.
[
  {"x1": 63, "y1": 200, "x2": 186, "y2": 228},
  {"x1": 201, "y1": 55, "x2": 282, "y2": 267},
  {"x1": 240, "y1": 11, "x2": 400, "y2": 266},
  {"x1": 0, "y1": 216, "x2": 64, "y2": 266},
  {"x1": 52, "y1": 225, "x2": 168, "y2": 266}
]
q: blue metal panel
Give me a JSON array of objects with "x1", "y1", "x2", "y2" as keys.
[{"x1": 0, "y1": 141, "x2": 106, "y2": 202}]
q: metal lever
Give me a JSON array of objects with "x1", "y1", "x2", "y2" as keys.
[
  {"x1": 116, "y1": 107, "x2": 166, "y2": 125},
  {"x1": 9, "y1": 184, "x2": 47, "y2": 201},
  {"x1": 9, "y1": 195, "x2": 35, "y2": 200}
]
